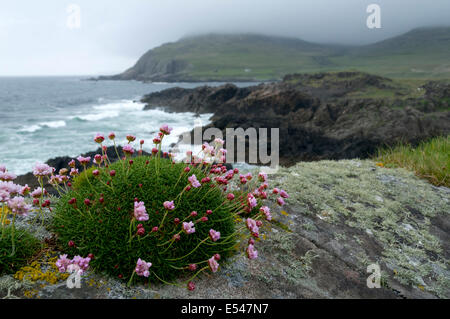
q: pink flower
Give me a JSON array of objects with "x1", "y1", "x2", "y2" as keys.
[
  {"x1": 0, "y1": 172, "x2": 17, "y2": 181},
  {"x1": 122, "y1": 144, "x2": 134, "y2": 155},
  {"x1": 188, "y1": 174, "x2": 201, "y2": 188},
  {"x1": 280, "y1": 189, "x2": 289, "y2": 199},
  {"x1": 32, "y1": 162, "x2": 54, "y2": 177},
  {"x1": 135, "y1": 258, "x2": 152, "y2": 277},
  {"x1": 227, "y1": 193, "x2": 235, "y2": 200},
  {"x1": 163, "y1": 201, "x2": 175, "y2": 211},
  {"x1": 71, "y1": 255, "x2": 91, "y2": 274},
  {"x1": 7, "y1": 196, "x2": 31, "y2": 216},
  {"x1": 182, "y1": 221, "x2": 195, "y2": 234},
  {"x1": 214, "y1": 138, "x2": 225, "y2": 145},
  {"x1": 209, "y1": 229, "x2": 221, "y2": 242},
  {"x1": 126, "y1": 134, "x2": 136, "y2": 142},
  {"x1": 246, "y1": 218, "x2": 259, "y2": 235},
  {"x1": 277, "y1": 197, "x2": 285, "y2": 206},
  {"x1": 208, "y1": 256, "x2": 219, "y2": 273},
  {"x1": 160, "y1": 124, "x2": 173, "y2": 135},
  {"x1": 70, "y1": 168, "x2": 79, "y2": 176},
  {"x1": 153, "y1": 137, "x2": 161, "y2": 144},
  {"x1": 188, "y1": 264, "x2": 197, "y2": 271},
  {"x1": 56, "y1": 254, "x2": 72, "y2": 272},
  {"x1": 94, "y1": 133, "x2": 105, "y2": 143},
  {"x1": 272, "y1": 188, "x2": 280, "y2": 194},
  {"x1": 187, "y1": 281, "x2": 195, "y2": 291},
  {"x1": 49, "y1": 175, "x2": 63, "y2": 185},
  {"x1": 68, "y1": 159, "x2": 76, "y2": 168},
  {"x1": 19, "y1": 184, "x2": 31, "y2": 196},
  {"x1": 77, "y1": 156, "x2": 91, "y2": 165},
  {"x1": 31, "y1": 188, "x2": 43, "y2": 198},
  {"x1": 134, "y1": 201, "x2": 149, "y2": 221},
  {"x1": 258, "y1": 172, "x2": 267, "y2": 182},
  {"x1": 247, "y1": 193, "x2": 257, "y2": 209},
  {"x1": 0, "y1": 181, "x2": 21, "y2": 195},
  {"x1": 260, "y1": 206, "x2": 272, "y2": 221},
  {"x1": 246, "y1": 244, "x2": 258, "y2": 260},
  {"x1": 108, "y1": 132, "x2": 116, "y2": 140},
  {"x1": 0, "y1": 190, "x2": 10, "y2": 202},
  {"x1": 0, "y1": 165, "x2": 5, "y2": 173},
  {"x1": 94, "y1": 154, "x2": 102, "y2": 164}
]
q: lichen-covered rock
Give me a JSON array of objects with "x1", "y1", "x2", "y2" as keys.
[{"x1": 1, "y1": 160, "x2": 448, "y2": 299}]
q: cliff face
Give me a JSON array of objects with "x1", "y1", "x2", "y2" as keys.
[
  {"x1": 99, "y1": 52, "x2": 192, "y2": 82},
  {"x1": 141, "y1": 72, "x2": 450, "y2": 165}
]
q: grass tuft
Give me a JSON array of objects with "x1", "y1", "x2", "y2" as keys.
[{"x1": 375, "y1": 136, "x2": 449, "y2": 187}]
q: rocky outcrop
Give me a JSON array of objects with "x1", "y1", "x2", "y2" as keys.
[
  {"x1": 142, "y1": 72, "x2": 450, "y2": 166},
  {"x1": 2, "y1": 160, "x2": 449, "y2": 298}
]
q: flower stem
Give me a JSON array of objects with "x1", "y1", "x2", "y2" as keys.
[{"x1": 9, "y1": 213, "x2": 17, "y2": 257}]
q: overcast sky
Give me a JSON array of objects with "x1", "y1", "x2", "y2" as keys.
[{"x1": 0, "y1": 0, "x2": 449, "y2": 76}]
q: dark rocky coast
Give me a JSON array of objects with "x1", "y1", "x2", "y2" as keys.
[{"x1": 142, "y1": 72, "x2": 450, "y2": 166}]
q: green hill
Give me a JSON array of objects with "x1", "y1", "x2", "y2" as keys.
[{"x1": 101, "y1": 27, "x2": 450, "y2": 82}]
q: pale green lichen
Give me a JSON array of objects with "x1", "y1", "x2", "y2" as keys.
[
  {"x1": 271, "y1": 159, "x2": 450, "y2": 297},
  {"x1": 259, "y1": 230, "x2": 317, "y2": 284}
]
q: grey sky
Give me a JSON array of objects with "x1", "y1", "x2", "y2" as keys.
[{"x1": 1, "y1": 0, "x2": 449, "y2": 76}]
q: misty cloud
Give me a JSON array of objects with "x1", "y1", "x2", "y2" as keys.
[{"x1": 0, "y1": 0, "x2": 449, "y2": 75}]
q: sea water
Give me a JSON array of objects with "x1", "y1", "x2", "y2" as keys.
[{"x1": 0, "y1": 76, "x2": 256, "y2": 175}]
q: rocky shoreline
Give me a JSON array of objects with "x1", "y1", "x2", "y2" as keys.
[{"x1": 141, "y1": 72, "x2": 450, "y2": 166}]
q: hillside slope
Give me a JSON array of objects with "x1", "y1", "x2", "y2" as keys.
[{"x1": 98, "y1": 27, "x2": 450, "y2": 82}]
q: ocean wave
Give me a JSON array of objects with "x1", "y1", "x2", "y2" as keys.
[
  {"x1": 19, "y1": 120, "x2": 66, "y2": 132},
  {"x1": 93, "y1": 100, "x2": 145, "y2": 112},
  {"x1": 42, "y1": 120, "x2": 66, "y2": 128},
  {"x1": 72, "y1": 110, "x2": 120, "y2": 122}
]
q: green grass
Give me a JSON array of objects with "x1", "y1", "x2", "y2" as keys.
[
  {"x1": 0, "y1": 227, "x2": 41, "y2": 275},
  {"x1": 375, "y1": 136, "x2": 450, "y2": 187}
]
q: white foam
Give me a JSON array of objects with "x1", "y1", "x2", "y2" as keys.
[
  {"x1": 41, "y1": 120, "x2": 66, "y2": 128},
  {"x1": 19, "y1": 120, "x2": 66, "y2": 133},
  {"x1": 93, "y1": 100, "x2": 145, "y2": 112},
  {"x1": 19, "y1": 124, "x2": 41, "y2": 133},
  {"x1": 75, "y1": 110, "x2": 120, "y2": 121}
]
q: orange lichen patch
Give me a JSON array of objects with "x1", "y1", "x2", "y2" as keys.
[
  {"x1": 14, "y1": 253, "x2": 70, "y2": 297},
  {"x1": 1, "y1": 206, "x2": 11, "y2": 225},
  {"x1": 376, "y1": 162, "x2": 385, "y2": 168},
  {"x1": 23, "y1": 289, "x2": 39, "y2": 299}
]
